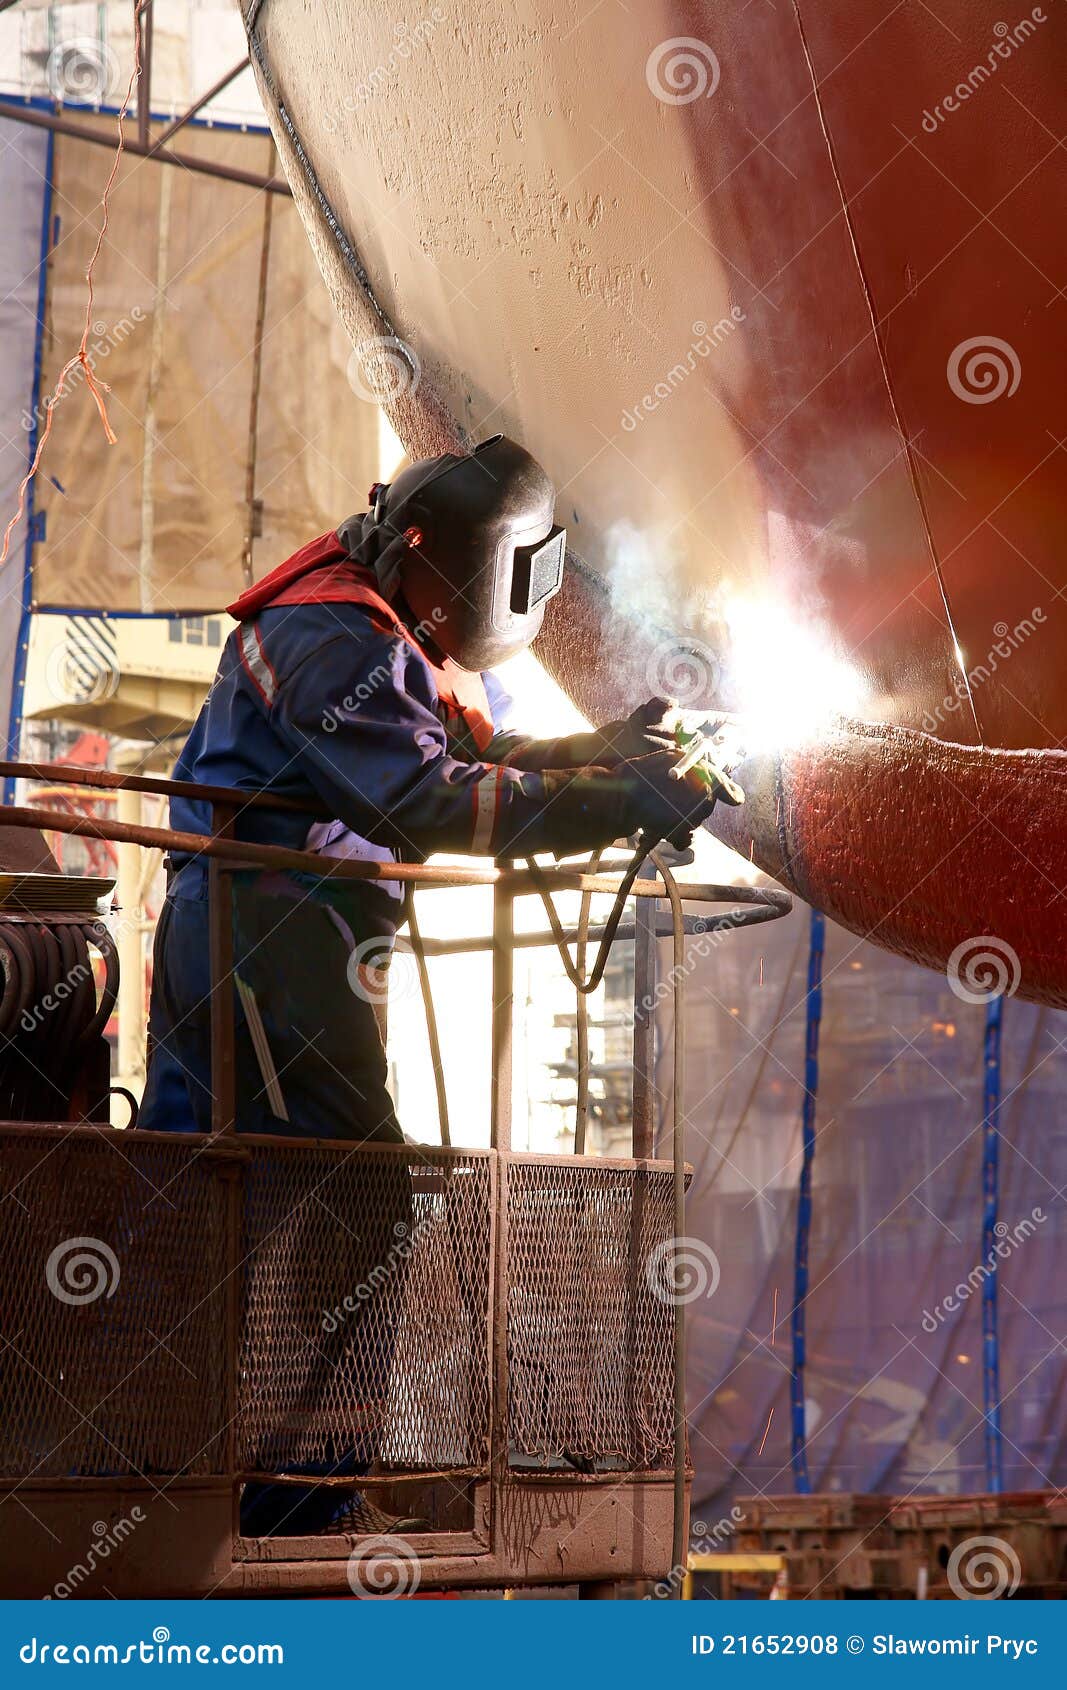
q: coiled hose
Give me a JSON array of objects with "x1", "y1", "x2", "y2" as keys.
[{"x1": 0, "y1": 917, "x2": 118, "y2": 1120}]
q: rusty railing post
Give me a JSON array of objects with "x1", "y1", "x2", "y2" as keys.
[
  {"x1": 489, "y1": 880, "x2": 514, "y2": 1560},
  {"x1": 208, "y1": 804, "x2": 237, "y2": 1136},
  {"x1": 632, "y1": 878, "x2": 657, "y2": 1159},
  {"x1": 208, "y1": 801, "x2": 241, "y2": 1533}
]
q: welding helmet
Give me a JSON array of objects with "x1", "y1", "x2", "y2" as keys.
[{"x1": 363, "y1": 434, "x2": 565, "y2": 671}]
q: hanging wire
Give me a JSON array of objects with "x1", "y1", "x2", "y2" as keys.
[{"x1": 1, "y1": 1, "x2": 153, "y2": 565}]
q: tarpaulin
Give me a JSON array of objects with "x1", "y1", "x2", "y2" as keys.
[{"x1": 27, "y1": 118, "x2": 378, "y2": 613}]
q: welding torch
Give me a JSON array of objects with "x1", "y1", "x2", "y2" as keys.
[{"x1": 667, "y1": 713, "x2": 746, "y2": 809}]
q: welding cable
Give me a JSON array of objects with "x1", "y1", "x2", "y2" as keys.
[
  {"x1": 34, "y1": 924, "x2": 73, "y2": 1081},
  {"x1": 67, "y1": 923, "x2": 98, "y2": 1052},
  {"x1": 648, "y1": 847, "x2": 688, "y2": 1597},
  {"x1": 2, "y1": 925, "x2": 37, "y2": 1116},
  {"x1": 36, "y1": 923, "x2": 62, "y2": 1003},
  {"x1": 35, "y1": 924, "x2": 67, "y2": 1045},
  {"x1": 73, "y1": 921, "x2": 119, "y2": 1053},
  {"x1": 404, "y1": 886, "x2": 451, "y2": 1147},
  {"x1": 525, "y1": 837, "x2": 649, "y2": 997},
  {"x1": 0, "y1": 935, "x2": 18, "y2": 1037},
  {"x1": 47, "y1": 923, "x2": 85, "y2": 1068}
]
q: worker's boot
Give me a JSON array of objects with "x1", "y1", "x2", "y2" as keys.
[{"x1": 324, "y1": 1492, "x2": 430, "y2": 1536}]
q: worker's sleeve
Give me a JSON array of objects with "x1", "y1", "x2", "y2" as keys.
[
  {"x1": 480, "y1": 668, "x2": 615, "y2": 771},
  {"x1": 271, "y1": 627, "x2": 632, "y2": 858}
]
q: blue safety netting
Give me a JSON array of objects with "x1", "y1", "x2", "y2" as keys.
[{"x1": 659, "y1": 889, "x2": 1067, "y2": 1523}]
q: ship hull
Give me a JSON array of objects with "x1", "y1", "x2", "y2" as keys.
[{"x1": 244, "y1": 0, "x2": 1067, "y2": 1003}]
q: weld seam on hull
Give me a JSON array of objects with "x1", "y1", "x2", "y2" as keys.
[{"x1": 245, "y1": 2, "x2": 390, "y2": 332}]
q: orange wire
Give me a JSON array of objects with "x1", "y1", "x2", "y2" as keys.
[
  {"x1": 757, "y1": 1406, "x2": 774, "y2": 1458},
  {"x1": 0, "y1": 2, "x2": 149, "y2": 567}
]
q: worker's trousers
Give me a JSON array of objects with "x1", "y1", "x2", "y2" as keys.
[
  {"x1": 140, "y1": 861, "x2": 404, "y2": 1142},
  {"x1": 140, "y1": 862, "x2": 410, "y2": 1534}
]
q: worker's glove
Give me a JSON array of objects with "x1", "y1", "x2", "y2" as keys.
[
  {"x1": 613, "y1": 751, "x2": 716, "y2": 847},
  {"x1": 588, "y1": 697, "x2": 683, "y2": 765}
]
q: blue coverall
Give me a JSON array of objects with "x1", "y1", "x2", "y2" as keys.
[{"x1": 139, "y1": 601, "x2": 567, "y2": 1142}]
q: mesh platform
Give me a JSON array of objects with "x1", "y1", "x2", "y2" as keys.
[
  {"x1": 237, "y1": 1145, "x2": 493, "y2": 1474},
  {"x1": 0, "y1": 1129, "x2": 230, "y2": 1478},
  {"x1": 0, "y1": 1130, "x2": 680, "y2": 1491},
  {"x1": 506, "y1": 1159, "x2": 676, "y2": 1470}
]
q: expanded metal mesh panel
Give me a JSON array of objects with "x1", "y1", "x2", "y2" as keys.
[
  {"x1": 238, "y1": 1146, "x2": 492, "y2": 1474},
  {"x1": 507, "y1": 1160, "x2": 677, "y2": 1470},
  {"x1": 0, "y1": 1131, "x2": 229, "y2": 1477}
]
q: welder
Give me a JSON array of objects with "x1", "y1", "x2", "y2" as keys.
[{"x1": 138, "y1": 433, "x2": 713, "y2": 1534}]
